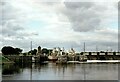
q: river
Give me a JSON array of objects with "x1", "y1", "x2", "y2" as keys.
[{"x1": 2, "y1": 63, "x2": 119, "y2": 80}]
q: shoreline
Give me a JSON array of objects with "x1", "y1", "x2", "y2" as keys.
[
  {"x1": 65, "y1": 60, "x2": 120, "y2": 64},
  {"x1": 1, "y1": 60, "x2": 120, "y2": 65}
]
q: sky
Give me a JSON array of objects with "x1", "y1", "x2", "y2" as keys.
[{"x1": 0, "y1": 0, "x2": 119, "y2": 52}]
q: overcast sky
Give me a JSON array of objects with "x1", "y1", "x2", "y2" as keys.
[{"x1": 0, "y1": 0, "x2": 119, "y2": 52}]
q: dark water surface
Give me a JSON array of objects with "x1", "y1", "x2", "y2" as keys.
[{"x1": 2, "y1": 63, "x2": 119, "y2": 80}]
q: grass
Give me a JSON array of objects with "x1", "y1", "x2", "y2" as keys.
[
  {"x1": 2, "y1": 56, "x2": 10, "y2": 62},
  {"x1": 0, "y1": 55, "x2": 14, "y2": 64}
]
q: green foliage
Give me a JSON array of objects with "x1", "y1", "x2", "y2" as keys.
[
  {"x1": 1, "y1": 46, "x2": 23, "y2": 55},
  {"x1": 28, "y1": 49, "x2": 37, "y2": 55},
  {"x1": 42, "y1": 48, "x2": 49, "y2": 54},
  {"x1": 23, "y1": 53, "x2": 27, "y2": 56},
  {"x1": 14, "y1": 48, "x2": 22, "y2": 54}
]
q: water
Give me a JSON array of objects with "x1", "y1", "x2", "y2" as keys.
[{"x1": 2, "y1": 63, "x2": 119, "y2": 80}]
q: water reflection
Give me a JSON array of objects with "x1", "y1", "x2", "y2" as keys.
[
  {"x1": 2, "y1": 63, "x2": 118, "y2": 80},
  {"x1": 0, "y1": 64, "x2": 2, "y2": 81},
  {"x1": 2, "y1": 64, "x2": 20, "y2": 75}
]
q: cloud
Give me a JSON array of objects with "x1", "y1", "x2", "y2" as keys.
[
  {"x1": 0, "y1": 0, "x2": 118, "y2": 52},
  {"x1": 61, "y1": 2, "x2": 117, "y2": 32},
  {"x1": 1, "y1": 0, "x2": 39, "y2": 40},
  {"x1": 61, "y1": 2, "x2": 101, "y2": 32}
]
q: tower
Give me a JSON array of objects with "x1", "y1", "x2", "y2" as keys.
[{"x1": 37, "y1": 46, "x2": 41, "y2": 55}]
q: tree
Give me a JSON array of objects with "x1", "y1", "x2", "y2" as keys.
[
  {"x1": 32, "y1": 49, "x2": 37, "y2": 55},
  {"x1": 1, "y1": 46, "x2": 15, "y2": 55},
  {"x1": 41, "y1": 48, "x2": 49, "y2": 55},
  {"x1": 14, "y1": 48, "x2": 23, "y2": 54},
  {"x1": 1, "y1": 46, "x2": 23, "y2": 55},
  {"x1": 23, "y1": 53, "x2": 27, "y2": 56},
  {"x1": 28, "y1": 49, "x2": 37, "y2": 55},
  {"x1": 48, "y1": 49, "x2": 52, "y2": 55}
]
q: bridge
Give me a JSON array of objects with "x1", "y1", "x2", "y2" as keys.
[{"x1": 82, "y1": 52, "x2": 120, "y2": 60}]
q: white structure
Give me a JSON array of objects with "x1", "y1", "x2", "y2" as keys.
[
  {"x1": 99, "y1": 52, "x2": 105, "y2": 55},
  {"x1": 116, "y1": 52, "x2": 120, "y2": 55},
  {"x1": 68, "y1": 48, "x2": 76, "y2": 56},
  {"x1": 107, "y1": 52, "x2": 113, "y2": 55},
  {"x1": 83, "y1": 52, "x2": 89, "y2": 55},
  {"x1": 91, "y1": 52, "x2": 97, "y2": 55}
]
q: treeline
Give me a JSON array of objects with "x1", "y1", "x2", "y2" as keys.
[
  {"x1": 28, "y1": 48, "x2": 50, "y2": 55},
  {"x1": 1, "y1": 46, "x2": 51, "y2": 55},
  {"x1": 1, "y1": 46, "x2": 22, "y2": 55}
]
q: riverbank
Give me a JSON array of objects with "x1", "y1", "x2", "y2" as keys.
[{"x1": 0, "y1": 56, "x2": 14, "y2": 65}]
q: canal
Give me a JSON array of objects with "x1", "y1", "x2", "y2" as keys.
[{"x1": 2, "y1": 63, "x2": 119, "y2": 80}]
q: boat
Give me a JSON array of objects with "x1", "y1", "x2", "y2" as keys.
[
  {"x1": 79, "y1": 55, "x2": 87, "y2": 62},
  {"x1": 56, "y1": 55, "x2": 67, "y2": 64},
  {"x1": 48, "y1": 55, "x2": 58, "y2": 61}
]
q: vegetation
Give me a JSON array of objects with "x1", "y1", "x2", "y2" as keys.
[
  {"x1": 2, "y1": 56, "x2": 10, "y2": 62},
  {"x1": 1, "y1": 46, "x2": 23, "y2": 55},
  {"x1": 28, "y1": 49, "x2": 37, "y2": 55},
  {"x1": 23, "y1": 53, "x2": 27, "y2": 56},
  {"x1": 2, "y1": 64, "x2": 20, "y2": 75},
  {"x1": 41, "y1": 48, "x2": 49, "y2": 54}
]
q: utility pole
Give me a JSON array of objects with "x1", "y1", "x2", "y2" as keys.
[
  {"x1": 30, "y1": 41, "x2": 32, "y2": 55},
  {"x1": 84, "y1": 42, "x2": 85, "y2": 52},
  {"x1": 96, "y1": 45, "x2": 98, "y2": 52}
]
